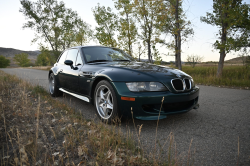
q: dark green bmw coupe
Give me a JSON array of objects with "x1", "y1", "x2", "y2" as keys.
[{"x1": 48, "y1": 46, "x2": 199, "y2": 123}]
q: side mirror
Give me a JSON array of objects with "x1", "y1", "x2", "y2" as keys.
[
  {"x1": 64, "y1": 60, "x2": 78, "y2": 70},
  {"x1": 64, "y1": 60, "x2": 73, "y2": 67}
]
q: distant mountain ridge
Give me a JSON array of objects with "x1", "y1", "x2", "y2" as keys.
[
  {"x1": 225, "y1": 56, "x2": 248, "y2": 63},
  {"x1": 0, "y1": 47, "x2": 40, "y2": 58}
]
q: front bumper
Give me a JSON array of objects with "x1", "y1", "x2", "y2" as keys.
[{"x1": 112, "y1": 82, "x2": 200, "y2": 120}]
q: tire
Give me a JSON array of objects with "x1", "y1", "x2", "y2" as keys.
[
  {"x1": 94, "y1": 80, "x2": 120, "y2": 123},
  {"x1": 49, "y1": 73, "x2": 62, "y2": 97}
]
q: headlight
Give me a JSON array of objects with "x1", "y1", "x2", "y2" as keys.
[{"x1": 126, "y1": 82, "x2": 168, "y2": 92}]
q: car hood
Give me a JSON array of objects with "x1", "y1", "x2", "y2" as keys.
[
  {"x1": 86, "y1": 61, "x2": 191, "y2": 81},
  {"x1": 108, "y1": 61, "x2": 190, "y2": 78}
]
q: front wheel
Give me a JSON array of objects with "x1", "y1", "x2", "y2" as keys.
[
  {"x1": 49, "y1": 73, "x2": 62, "y2": 97},
  {"x1": 94, "y1": 80, "x2": 120, "y2": 123}
]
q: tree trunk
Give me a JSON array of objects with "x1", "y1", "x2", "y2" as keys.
[
  {"x1": 174, "y1": 0, "x2": 182, "y2": 70},
  {"x1": 175, "y1": 34, "x2": 178, "y2": 67},
  {"x1": 126, "y1": 13, "x2": 132, "y2": 57},
  {"x1": 217, "y1": 2, "x2": 228, "y2": 77},
  {"x1": 139, "y1": 46, "x2": 141, "y2": 62},
  {"x1": 217, "y1": 28, "x2": 226, "y2": 77},
  {"x1": 147, "y1": 41, "x2": 151, "y2": 63},
  {"x1": 177, "y1": 28, "x2": 182, "y2": 70}
]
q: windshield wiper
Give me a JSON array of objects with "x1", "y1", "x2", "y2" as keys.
[
  {"x1": 88, "y1": 60, "x2": 112, "y2": 63},
  {"x1": 113, "y1": 59, "x2": 131, "y2": 61}
]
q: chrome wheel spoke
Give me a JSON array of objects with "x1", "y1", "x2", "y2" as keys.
[
  {"x1": 97, "y1": 96, "x2": 102, "y2": 104},
  {"x1": 98, "y1": 103, "x2": 103, "y2": 108},
  {"x1": 103, "y1": 90, "x2": 110, "y2": 99},
  {"x1": 103, "y1": 106, "x2": 107, "y2": 116},
  {"x1": 100, "y1": 90, "x2": 105, "y2": 100},
  {"x1": 107, "y1": 103, "x2": 113, "y2": 110},
  {"x1": 49, "y1": 75, "x2": 54, "y2": 93}
]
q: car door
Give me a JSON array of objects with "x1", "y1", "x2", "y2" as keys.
[
  {"x1": 78, "y1": 47, "x2": 97, "y2": 96},
  {"x1": 61, "y1": 48, "x2": 80, "y2": 92},
  {"x1": 56, "y1": 50, "x2": 68, "y2": 88}
]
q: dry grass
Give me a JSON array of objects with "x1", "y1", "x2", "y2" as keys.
[
  {"x1": 0, "y1": 71, "x2": 193, "y2": 166},
  {"x1": 180, "y1": 65, "x2": 250, "y2": 89}
]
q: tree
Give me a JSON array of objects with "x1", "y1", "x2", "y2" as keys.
[
  {"x1": 36, "y1": 47, "x2": 55, "y2": 66},
  {"x1": 133, "y1": 0, "x2": 163, "y2": 63},
  {"x1": 114, "y1": 0, "x2": 138, "y2": 56},
  {"x1": 20, "y1": 0, "x2": 91, "y2": 59},
  {"x1": 93, "y1": 4, "x2": 118, "y2": 47},
  {"x1": 0, "y1": 55, "x2": 10, "y2": 68},
  {"x1": 246, "y1": 56, "x2": 250, "y2": 67},
  {"x1": 152, "y1": 45, "x2": 162, "y2": 65},
  {"x1": 14, "y1": 53, "x2": 30, "y2": 67},
  {"x1": 20, "y1": 0, "x2": 65, "y2": 58},
  {"x1": 201, "y1": 0, "x2": 250, "y2": 77},
  {"x1": 157, "y1": 0, "x2": 194, "y2": 70},
  {"x1": 186, "y1": 55, "x2": 204, "y2": 68},
  {"x1": 134, "y1": 42, "x2": 146, "y2": 62},
  {"x1": 75, "y1": 20, "x2": 93, "y2": 46},
  {"x1": 61, "y1": 8, "x2": 80, "y2": 49}
]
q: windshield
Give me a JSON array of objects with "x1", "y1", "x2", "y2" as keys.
[{"x1": 81, "y1": 47, "x2": 135, "y2": 63}]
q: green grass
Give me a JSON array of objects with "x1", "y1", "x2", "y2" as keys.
[{"x1": 182, "y1": 66, "x2": 250, "y2": 88}]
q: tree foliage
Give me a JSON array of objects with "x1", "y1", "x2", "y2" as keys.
[
  {"x1": 93, "y1": 4, "x2": 118, "y2": 47},
  {"x1": 201, "y1": 0, "x2": 250, "y2": 77},
  {"x1": 36, "y1": 47, "x2": 55, "y2": 66},
  {"x1": 14, "y1": 53, "x2": 30, "y2": 67},
  {"x1": 20, "y1": 0, "x2": 92, "y2": 59},
  {"x1": 157, "y1": 0, "x2": 194, "y2": 70},
  {"x1": 75, "y1": 20, "x2": 93, "y2": 46},
  {"x1": 114, "y1": 0, "x2": 138, "y2": 57},
  {"x1": 152, "y1": 45, "x2": 162, "y2": 65},
  {"x1": 0, "y1": 55, "x2": 10, "y2": 68},
  {"x1": 133, "y1": 0, "x2": 163, "y2": 63}
]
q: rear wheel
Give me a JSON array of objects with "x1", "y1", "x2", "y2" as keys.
[
  {"x1": 94, "y1": 80, "x2": 120, "y2": 123},
  {"x1": 49, "y1": 73, "x2": 62, "y2": 97}
]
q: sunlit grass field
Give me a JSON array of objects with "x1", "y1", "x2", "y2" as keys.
[{"x1": 182, "y1": 65, "x2": 250, "y2": 88}]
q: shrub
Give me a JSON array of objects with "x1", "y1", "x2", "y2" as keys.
[
  {"x1": 0, "y1": 55, "x2": 10, "y2": 68},
  {"x1": 14, "y1": 53, "x2": 30, "y2": 67},
  {"x1": 36, "y1": 47, "x2": 55, "y2": 66}
]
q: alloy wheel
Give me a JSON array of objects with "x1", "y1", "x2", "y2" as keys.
[
  {"x1": 49, "y1": 74, "x2": 55, "y2": 94},
  {"x1": 95, "y1": 85, "x2": 114, "y2": 120}
]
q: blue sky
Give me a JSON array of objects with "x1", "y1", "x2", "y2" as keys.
[{"x1": 0, "y1": 0, "x2": 248, "y2": 62}]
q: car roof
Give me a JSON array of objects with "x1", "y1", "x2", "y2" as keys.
[{"x1": 70, "y1": 45, "x2": 110, "y2": 49}]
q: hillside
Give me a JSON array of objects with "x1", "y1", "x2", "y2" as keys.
[
  {"x1": 0, "y1": 47, "x2": 40, "y2": 67},
  {"x1": 0, "y1": 47, "x2": 40, "y2": 58},
  {"x1": 225, "y1": 56, "x2": 248, "y2": 63}
]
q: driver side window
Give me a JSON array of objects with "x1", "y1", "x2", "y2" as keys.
[
  {"x1": 58, "y1": 50, "x2": 68, "y2": 64},
  {"x1": 66, "y1": 49, "x2": 78, "y2": 65}
]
